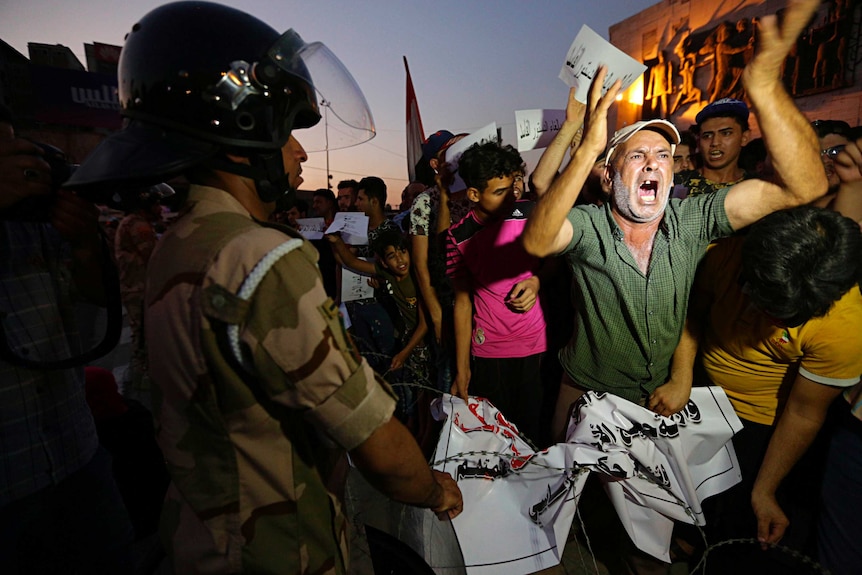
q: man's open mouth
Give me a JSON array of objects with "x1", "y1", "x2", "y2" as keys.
[{"x1": 639, "y1": 180, "x2": 658, "y2": 202}]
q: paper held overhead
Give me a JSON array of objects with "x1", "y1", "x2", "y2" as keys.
[{"x1": 558, "y1": 24, "x2": 646, "y2": 103}]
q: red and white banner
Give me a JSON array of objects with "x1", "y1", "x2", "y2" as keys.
[
  {"x1": 404, "y1": 56, "x2": 425, "y2": 183},
  {"x1": 432, "y1": 387, "x2": 743, "y2": 573}
]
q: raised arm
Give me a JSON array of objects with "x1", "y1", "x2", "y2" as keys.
[
  {"x1": 725, "y1": 0, "x2": 827, "y2": 230},
  {"x1": 325, "y1": 234, "x2": 376, "y2": 276},
  {"x1": 522, "y1": 67, "x2": 621, "y2": 257},
  {"x1": 530, "y1": 88, "x2": 586, "y2": 197}
]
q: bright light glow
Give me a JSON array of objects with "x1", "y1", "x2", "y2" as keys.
[{"x1": 626, "y1": 76, "x2": 644, "y2": 106}]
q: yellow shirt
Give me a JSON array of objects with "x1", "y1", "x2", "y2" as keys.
[{"x1": 696, "y1": 237, "x2": 862, "y2": 425}]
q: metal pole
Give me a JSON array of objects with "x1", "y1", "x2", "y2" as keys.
[{"x1": 322, "y1": 98, "x2": 331, "y2": 188}]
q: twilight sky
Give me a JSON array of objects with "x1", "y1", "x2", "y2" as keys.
[{"x1": 0, "y1": 0, "x2": 661, "y2": 206}]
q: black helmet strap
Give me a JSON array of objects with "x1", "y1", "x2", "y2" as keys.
[{"x1": 204, "y1": 151, "x2": 293, "y2": 204}]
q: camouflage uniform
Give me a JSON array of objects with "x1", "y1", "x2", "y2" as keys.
[
  {"x1": 145, "y1": 185, "x2": 397, "y2": 574},
  {"x1": 114, "y1": 212, "x2": 158, "y2": 392}
]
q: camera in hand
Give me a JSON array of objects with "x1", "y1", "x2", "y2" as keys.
[
  {"x1": 39, "y1": 142, "x2": 78, "y2": 189},
  {"x1": 0, "y1": 142, "x2": 79, "y2": 222}
]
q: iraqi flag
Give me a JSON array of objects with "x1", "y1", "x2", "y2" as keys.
[{"x1": 404, "y1": 56, "x2": 425, "y2": 183}]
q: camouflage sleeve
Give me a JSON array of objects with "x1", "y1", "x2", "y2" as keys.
[{"x1": 232, "y1": 235, "x2": 397, "y2": 451}]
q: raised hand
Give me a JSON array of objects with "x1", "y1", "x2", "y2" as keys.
[{"x1": 581, "y1": 65, "x2": 622, "y2": 156}]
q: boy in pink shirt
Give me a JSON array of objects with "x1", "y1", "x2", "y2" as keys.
[{"x1": 446, "y1": 142, "x2": 547, "y2": 442}]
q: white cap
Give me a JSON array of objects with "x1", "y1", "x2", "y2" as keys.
[{"x1": 605, "y1": 119, "x2": 681, "y2": 166}]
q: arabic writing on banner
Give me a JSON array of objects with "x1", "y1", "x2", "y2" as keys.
[
  {"x1": 325, "y1": 212, "x2": 369, "y2": 246},
  {"x1": 295, "y1": 217, "x2": 325, "y2": 240},
  {"x1": 430, "y1": 387, "x2": 743, "y2": 574},
  {"x1": 558, "y1": 25, "x2": 646, "y2": 103},
  {"x1": 341, "y1": 259, "x2": 374, "y2": 303},
  {"x1": 515, "y1": 108, "x2": 566, "y2": 152}
]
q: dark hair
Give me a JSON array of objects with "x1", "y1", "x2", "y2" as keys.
[
  {"x1": 292, "y1": 198, "x2": 308, "y2": 214},
  {"x1": 677, "y1": 129, "x2": 700, "y2": 170},
  {"x1": 337, "y1": 179, "x2": 359, "y2": 190},
  {"x1": 358, "y1": 176, "x2": 386, "y2": 207},
  {"x1": 811, "y1": 119, "x2": 852, "y2": 139},
  {"x1": 739, "y1": 138, "x2": 767, "y2": 174},
  {"x1": 458, "y1": 142, "x2": 524, "y2": 192},
  {"x1": 412, "y1": 159, "x2": 434, "y2": 187},
  {"x1": 678, "y1": 129, "x2": 697, "y2": 152},
  {"x1": 371, "y1": 228, "x2": 408, "y2": 258},
  {"x1": 741, "y1": 206, "x2": 862, "y2": 326},
  {"x1": 313, "y1": 188, "x2": 336, "y2": 204}
]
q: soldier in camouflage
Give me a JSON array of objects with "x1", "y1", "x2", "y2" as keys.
[{"x1": 67, "y1": 2, "x2": 462, "y2": 573}]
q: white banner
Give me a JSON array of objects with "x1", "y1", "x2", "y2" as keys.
[
  {"x1": 558, "y1": 25, "x2": 647, "y2": 103},
  {"x1": 431, "y1": 387, "x2": 742, "y2": 573},
  {"x1": 325, "y1": 212, "x2": 369, "y2": 246},
  {"x1": 340, "y1": 258, "x2": 374, "y2": 303},
  {"x1": 295, "y1": 217, "x2": 325, "y2": 240},
  {"x1": 515, "y1": 108, "x2": 566, "y2": 152}
]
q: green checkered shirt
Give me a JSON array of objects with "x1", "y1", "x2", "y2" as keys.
[{"x1": 559, "y1": 188, "x2": 733, "y2": 403}]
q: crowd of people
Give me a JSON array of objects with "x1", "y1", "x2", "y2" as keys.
[{"x1": 1, "y1": 0, "x2": 860, "y2": 574}]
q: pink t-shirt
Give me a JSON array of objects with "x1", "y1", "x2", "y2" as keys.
[{"x1": 445, "y1": 201, "x2": 547, "y2": 359}]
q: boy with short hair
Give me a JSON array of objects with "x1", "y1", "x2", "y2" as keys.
[
  {"x1": 445, "y1": 141, "x2": 548, "y2": 442},
  {"x1": 327, "y1": 228, "x2": 429, "y2": 420}
]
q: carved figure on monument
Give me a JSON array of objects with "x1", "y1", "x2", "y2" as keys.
[
  {"x1": 671, "y1": 33, "x2": 702, "y2": 115},
  {"x1": 703, "y1": 22, "x2": 751, "y2": 102},
  {"x1": 645, "y1": 50, "x2": 672, "y2": 118},
  {"x1": 812, "y1": 16, "x2": 847, "y2": 89}
]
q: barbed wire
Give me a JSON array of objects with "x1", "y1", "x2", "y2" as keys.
[{"x1": 349, "y1": 337, "x2": 830, "y2": 574}]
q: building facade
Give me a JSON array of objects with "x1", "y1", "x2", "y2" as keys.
[{"x1": 610, "y1": 0, "x2": 861, "y2": 132}]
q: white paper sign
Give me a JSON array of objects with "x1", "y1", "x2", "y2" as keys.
[
  {"x1": 558, "y1": 25, "x2": 647, "y2": 103},
  {"x1": 515, "y1": 108, "x2": 566, "y2": 152},
  {"x1": 444, "y1": 122, "x2": 499, "y2": 194},
  {"x1": 431, "y1": 386, "x2": 743, "y2": 574},
  {"x1": 340, "y1": 259, "x2": 374, "y2": 302},
  {"x1": 295, "y1": 217, "x2": 325, "y2": 240},
  {"x1": 325, "y1": 212, "x2": 369, "y2": 245},
  {"x1": 432, "y1": 397, "x2": 585, "y2": 574}
]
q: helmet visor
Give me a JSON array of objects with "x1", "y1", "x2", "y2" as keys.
[{"x1": 269, "y1": 30, "x2": 375, "y2": 151}]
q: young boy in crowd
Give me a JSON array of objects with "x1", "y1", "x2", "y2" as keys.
[
  {"x1": 326, "y1": 228, "x2": 430, "y2": 421},
  {"x1": 446, "y1": 142, "x2": 548, "y2": 443}
]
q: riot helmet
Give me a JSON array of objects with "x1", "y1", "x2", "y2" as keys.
[{"x1": 67, "y1": 1, "x2": 374, "y2": 203}]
